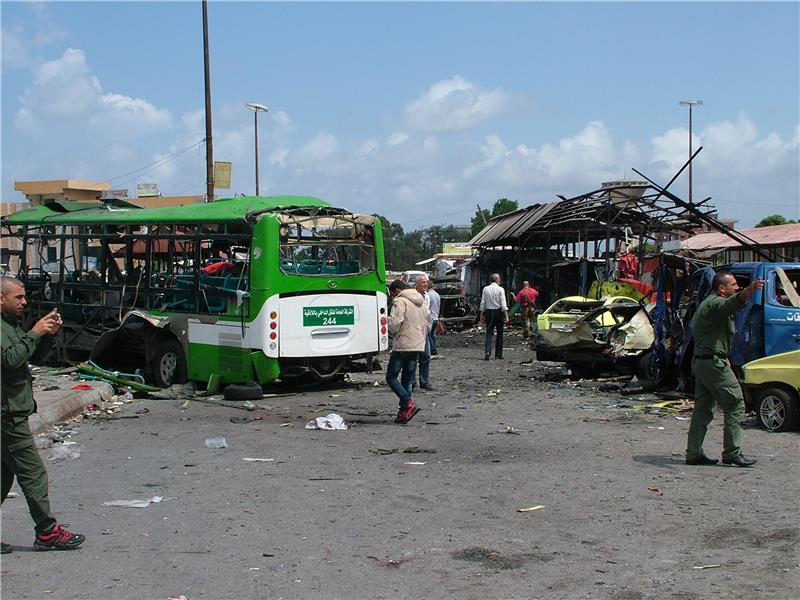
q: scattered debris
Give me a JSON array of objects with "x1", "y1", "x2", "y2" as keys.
[
  {"x1": 692, "y1": 564, "x2": 721, "y2": 570},
  {"x1": 369, "y1": 448, "x2": 399, "y2": 455},
  {"x1": 647, "y1": 485, "x2": 663, "y2": 496},
  {"x1": 205, "y1": 436, "x2": 228, "y2": 449},
  {"x1": 403, "y1": 447, "x2": 437, "y2": 454},
  {"x1": 305, "y1": 413, "x2": 348, "y2": 430},
  {"x1": 230, "y1": 415, "x2": 262, "y2": 424},
  {"x1": 102, "y1": 496, "x2": 162, "y2": 508},
  {"x1": 403, "y1": 461, "x2": 426, "y2": 465},
  {"x1": 517, "y1": 505, "x2": 545, "y2": 512},
  {"x1": 242, "y1": 458, "x2": 274, "y2": 462},
  {"x1": 50, "y1": 444, "x2": 81, "y2": 461}
]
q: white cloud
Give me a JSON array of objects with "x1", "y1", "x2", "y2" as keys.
[
  {"x1": 403, "y1": 75, "x2": 512, "y2": 133},
  {"x1": 293, "y1": 132, "x2": 340, "y2": 164}
]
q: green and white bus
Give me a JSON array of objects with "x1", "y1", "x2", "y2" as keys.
[{"x1": 1, "y1": 196, "x2": 389, "y2": 388}]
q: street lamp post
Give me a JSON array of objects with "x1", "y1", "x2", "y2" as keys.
[
  {"x1": 245, "y1": 102, "x2": 268, "y2": 195},
  {"x1": 679, "y1": 99, "x2": 703, "y2": 204}
]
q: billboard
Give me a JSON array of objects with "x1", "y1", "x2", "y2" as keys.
[
  {"x1": 137, "y1": 183, "x2": 160, "y2": 197},
  {"x1": 214, "y1": 161, "x2": 232, "y2": 189}
]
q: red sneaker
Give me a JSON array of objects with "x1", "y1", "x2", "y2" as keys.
[
  {"x1": 34, "y1": 524, "x2": 85, "y2": 551},
  {"x1": 395, "y1": 400, "x2": 420, "y2": 424}
]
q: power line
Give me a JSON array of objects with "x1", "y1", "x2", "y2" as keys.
[{"x1": 105, "y1": 139, "x2": 205, "y2": 185}]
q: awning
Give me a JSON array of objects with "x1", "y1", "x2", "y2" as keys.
[{"x1": 415, "y1": 257, "x2": 438, "y2": 266}]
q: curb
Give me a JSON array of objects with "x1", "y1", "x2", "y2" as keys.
[{"x1": 29, "y1": 382, "x2": 115, "y2": 435}]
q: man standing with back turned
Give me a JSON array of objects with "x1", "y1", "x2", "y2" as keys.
[
  {"x1": 685, "y1": 272, "x2": 763, "y2": 467},
  {"x1": 1, "y1": 276, "x2": 86, "y2": 552},
  {"x1": 479, "y1": 273, "x2": 509, "y2": 360}
]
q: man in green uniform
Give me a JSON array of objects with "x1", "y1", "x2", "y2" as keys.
[
  {"x1": 1, "y1": 276, "x2": 85, "y2": 552},
  {"x1": 686, "y1": 272, "x2": 763, "y2": 467}
]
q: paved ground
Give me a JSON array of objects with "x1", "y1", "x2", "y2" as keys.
[{"x1": 1, "y1": 331, "x2": 798, "y2": 600}]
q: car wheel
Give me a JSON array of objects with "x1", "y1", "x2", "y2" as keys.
[
  {"x1": 756, "y1": 387, "x2": 800, "y2": 432},
  {"x1": 150, "y1": 337, "x2": 187, "y2": 388}
]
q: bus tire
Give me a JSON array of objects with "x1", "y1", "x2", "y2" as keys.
[
  {"x1": 223, "y1": 382, "x2": 263, "y2": 401},
  {"x1": 150, "y1": 337, "x2": 187, "y2": 388}
]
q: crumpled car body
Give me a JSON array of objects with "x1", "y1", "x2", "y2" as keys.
[
  {"x1": 536, "y1": 295, "x2": 639, "y2": 332},
  {"x1": 536, "y1": 301, "x2": 656, "y2": 378}
]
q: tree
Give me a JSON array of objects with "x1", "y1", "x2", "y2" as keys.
[
  {"x1": 470, "y1": 207, "x2": 492, "y2": 238},
  {"x1": 491, "y1": 198, "x2": 519, "y2": 218},
  {"x1": 755, "y1": 214, "x2": 796, "y2": 228}
]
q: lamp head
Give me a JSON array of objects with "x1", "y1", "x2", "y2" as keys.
[{"x1": 245, "y1": 102, "x2": 269, "y2": 112}]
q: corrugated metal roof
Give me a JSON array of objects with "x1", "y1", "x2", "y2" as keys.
[
  {"x1": 682, "y1": 223, "x2": 800, "y2": 250},
  {"x1": 468, "y1": 183, "x2": 710, "y2": 248}
]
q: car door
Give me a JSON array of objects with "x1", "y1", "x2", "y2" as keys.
[{"x1": 762, "y1": 265, "x2": 800, "y2": 356}]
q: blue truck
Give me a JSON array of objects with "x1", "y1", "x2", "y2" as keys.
[{"x1": 675, "y1": 262, "x2": 800, "y2": 428}]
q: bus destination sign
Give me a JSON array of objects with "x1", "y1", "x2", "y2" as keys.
[{"x1": 303, "y1": 306, "x2": 355, "y2": 327}]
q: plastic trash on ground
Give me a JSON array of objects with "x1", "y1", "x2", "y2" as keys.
[
  {"x1": 205, "y1": 435, "x2": 228, "y2": 449},
  {"x1": 50, "y1": 443, "x2": 81, "y2": 461},
  {"x1": 102, "y1": 496, "x2": 162, "y2": 508},
  {"x1": 305, "y1": 413, "x2": 348, "y2": 430}
]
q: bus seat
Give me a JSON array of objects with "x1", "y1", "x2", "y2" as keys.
[
  {"x1": 321, "y1": 262, "x2": 338, "y2": 275},
  {"x1": 298, "y1": 259, "x2": 322, "y2": 274},
  {"x1": 280, "y1": 258, "x2": 295, "y2": 273},
  {"x1": 339, "y1": 260, "x2": 359, "y2": 274}
]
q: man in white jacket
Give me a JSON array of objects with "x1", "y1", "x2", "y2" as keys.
[{"x1": 386, "y1": 280, "x2": 431, "y2": 423}]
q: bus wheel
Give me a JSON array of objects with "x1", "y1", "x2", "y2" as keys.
[{"x1": 150, "y1": 337, "x2": 187, "y2": 388}]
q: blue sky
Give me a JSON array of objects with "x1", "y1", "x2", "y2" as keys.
[{"x1": 2, "y1": 1, "x2": 798, "y2": 229}]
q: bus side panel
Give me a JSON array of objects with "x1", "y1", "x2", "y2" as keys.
[
  {"x1": 278, "y1": 293, "x2": 380, "y2": 357},
  {"x1": 187, "y1": 342, "x2": 254, "y2": 384}
]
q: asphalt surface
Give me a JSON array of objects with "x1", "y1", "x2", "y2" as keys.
[{"x1": 1, "y1": 332, "x2": 798, "y2": 600}]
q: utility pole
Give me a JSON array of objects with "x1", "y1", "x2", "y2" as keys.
[
  {"x1": 679, "y1": 99, "x2": 703, "y2": 204},
  {"x1": 476, "y1": 204, "x2": 488, "y2": 227},
  {"x1": 203, "y1": 0, "x2": 214, "y2": 202}
]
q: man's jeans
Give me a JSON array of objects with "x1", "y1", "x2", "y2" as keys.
[
  {"x1": 428, "y1": 321, "x2": 438, "y2": 356},
  {"x1": 386, "y1": 351, "x2": 418, "y2": 407},
  {"x1": 418, "y1": 337, "x2": 431, "y2": 387}
]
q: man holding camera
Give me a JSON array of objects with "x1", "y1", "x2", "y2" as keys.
[{"x1": 1, "y1": 276, "x2": 85, "y2": 552}]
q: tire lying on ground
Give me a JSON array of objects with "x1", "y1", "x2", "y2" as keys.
[{"x1": 223, "y1": 381, "x2": 264, "y2": 401}]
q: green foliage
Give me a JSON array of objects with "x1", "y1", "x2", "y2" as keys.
[
  {"x1": 375, "y1": 215, "x2": 472, "y2": 271},
  {"x1": 470, "y1": 198, "x2": 519, "y2": 238},
  {"x1": 470, "y1": 208, "x2": 491, "y2": 238},
  {"x1": 755, "y1": 214, "x2": 796, "y2": 227},
  {"x1": 491, "y1": 198, "x2": 519, "y2": 217}
]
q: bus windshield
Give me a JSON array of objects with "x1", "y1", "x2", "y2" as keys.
[{"x1": 278, "y1": 213, "x2": 376, "y2": 276}]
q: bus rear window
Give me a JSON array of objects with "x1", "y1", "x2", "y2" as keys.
[{"x1": 279, "y1": 215, "x2": 376, "y2": 276}]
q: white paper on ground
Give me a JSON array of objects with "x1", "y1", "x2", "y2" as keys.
[
  {"x1": 305, "y1": 413, "x2": 348, "y2": 430},
  {"x1": 102, "y1": 496, "x2": 163, "y2": 508}
]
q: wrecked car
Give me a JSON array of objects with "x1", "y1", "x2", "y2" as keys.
[
  {"x1": 536, "y1": 300, "x2": 657, "y2": 379},
  {"x1": 432, "y1": 275, "x2": 478, "y2": 330}
]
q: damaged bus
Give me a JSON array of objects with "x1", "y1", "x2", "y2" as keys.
[{"x1": 1, "y1": 196, "x2": 389, "y2": 388}]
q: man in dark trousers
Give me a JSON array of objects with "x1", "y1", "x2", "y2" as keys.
[
  {"x1": 685, "y1": 272, "x2": 764, "y2": 467},
  {"x1": 1, "y1": 276, "x2": 86, "y2": 552},
  {"x1": 479, "y1": 273, "x2": 509, "y2": 360}
]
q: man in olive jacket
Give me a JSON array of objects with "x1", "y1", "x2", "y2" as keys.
[
  {"x1": 1, "y1": 276, "x2": 85, "y2": 552},
  {"x1": 685, "y1": 272, "x2": 763, "y2": 467}
]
